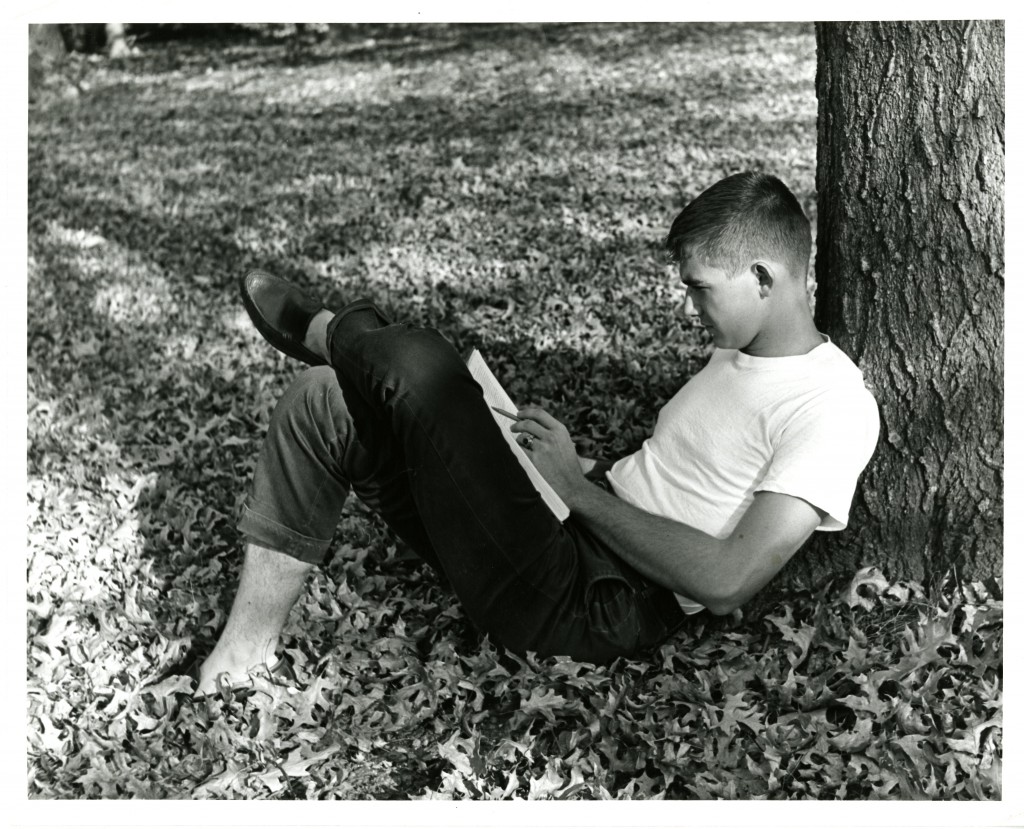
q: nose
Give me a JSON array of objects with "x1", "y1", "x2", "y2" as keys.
[{"x1": 682, "y1": 292, "x2": 697, "y2": 319}]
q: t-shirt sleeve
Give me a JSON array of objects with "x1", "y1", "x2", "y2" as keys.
[{"x1": 756, "y1": 388, "x2": 880, "y2": 531}]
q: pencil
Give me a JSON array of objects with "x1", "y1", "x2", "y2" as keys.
[{"x1": 491, "y1": 406, "x2": 521, "y2": 421}]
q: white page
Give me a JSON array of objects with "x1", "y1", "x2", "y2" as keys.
[{"x1": 465, "y1": 349, "x2": 571, "y2": 522}]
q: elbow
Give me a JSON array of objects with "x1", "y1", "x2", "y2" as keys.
[
  {"x1": 696, "y1": 551, "x2": 762, "y2": 616},
  {"x1": 700, "y1": 583, "x2": 751, "y2": 616},
  {"x1": 704, "y1": 596, "x2": 742, "y2": 617}
]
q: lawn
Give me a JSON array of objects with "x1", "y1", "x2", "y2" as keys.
[{"x1": 27, "y1": 22, "x2": 1001, "y2": 800}]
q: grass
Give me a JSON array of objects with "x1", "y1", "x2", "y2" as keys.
[{"x1": 27, "y1": 23, "x2": 1001, "y2": 800}]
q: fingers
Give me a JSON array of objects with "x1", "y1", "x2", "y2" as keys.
[
  {"x1": 510, "y1": 418, "x2": 548, "y2": 439},
  {"x1": 516, "y1": 406, "x2": 562, "y2": 430},
  {"x1": 509, "y1": 413, "x2": 546, "y2": 453},
  {"x1": 509, "y1": 407, "x2": 575, "y2": 456},
  {"x1": 511, "y1": 407, "x2": 564, "y2": 439}
]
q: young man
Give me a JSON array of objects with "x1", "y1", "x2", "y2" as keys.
[{"x1": 194, "y1": 172, "x2": 879, "y2": 697}]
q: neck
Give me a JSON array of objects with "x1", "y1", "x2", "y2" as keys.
[{"x1": 740, "y1": 311, "x2": 824, "y2": 358}]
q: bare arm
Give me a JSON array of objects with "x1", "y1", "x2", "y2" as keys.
[
  {"x1": 513, "y1": 407, "x2": 824, "y2": 614},
  {"x1": 566, "y1": 485, "x2": 823, "y2": 613}
]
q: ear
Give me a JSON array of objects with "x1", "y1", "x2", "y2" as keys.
[{"x1": 751, "y1": 262, "x2": 774, "y2": 297}]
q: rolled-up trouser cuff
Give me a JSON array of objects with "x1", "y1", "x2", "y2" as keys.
[{"x1": 237, "y1": 499, "x2": 333, "y2": 564}]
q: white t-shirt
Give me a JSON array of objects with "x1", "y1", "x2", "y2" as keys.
[{"x1": 606, "y1": 337, "x2": 879, "y2": 613}]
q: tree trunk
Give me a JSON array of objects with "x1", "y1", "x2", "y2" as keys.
[
  {"x1": 784, "y1": 21, "x2": 1003, "y2": 595},
  {"x1": 60, "y1": 24, "x2": 107, "y2": 53},
  {"x1": 28, "y1": 24, "x2": 67, "y2": 102},
  {"x1": 105, "y1": 24, "x2": 130, "y2": 58}
]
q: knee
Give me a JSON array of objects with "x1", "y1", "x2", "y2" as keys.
[
  {"x1": 371, "y1": 326, "x2": 466, "y2": 402},
  {"x1": 271, "y1": 366, "x2": 351, "y2": 441},
  {"x1": 283, "y1": 365, "x2": 343, "y2": 408}
]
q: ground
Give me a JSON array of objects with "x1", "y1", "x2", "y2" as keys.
[{"x1": 27, "y1": 23, "x2": 1001, "y2": 800}]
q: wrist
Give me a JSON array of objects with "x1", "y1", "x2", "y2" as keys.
[{"x1": 564, "y1": 474, "x2": 604, "y2": 514}]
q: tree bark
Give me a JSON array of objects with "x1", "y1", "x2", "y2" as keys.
[
  {"x1": 783, "y1": 21, "x2": 1004, "y2": 595},
  {"x1": 28, "y1": 24, "x2": 67, "y2": 102},
  {"x1": 105, "y1": 24, "x2": 130, "y2": 58},
  {"x1": 60, "y1": 24, "x2": 107, "y2": 54}
]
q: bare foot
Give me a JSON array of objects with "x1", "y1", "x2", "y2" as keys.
[
  {"x1": 195, "y1": 647, "x2": 279, "y2": 697},
  {"x1": 192, "y1": 543, "x2": 311, "y2": 697}
]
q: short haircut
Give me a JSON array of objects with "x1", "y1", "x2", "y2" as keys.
[{"x1": 665, "y1": 171, "x2": 812, "y2": 277}]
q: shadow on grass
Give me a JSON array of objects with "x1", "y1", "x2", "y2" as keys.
[{"x1": 120, "y1": 22, "x2": 813, "y2": 76}]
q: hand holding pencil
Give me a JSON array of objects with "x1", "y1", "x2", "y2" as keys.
[{"x1": 493, "y1": 406, "x2": 534, "y2": 450}]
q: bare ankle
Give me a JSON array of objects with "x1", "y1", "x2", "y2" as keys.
[{"x1": 303, "y1": 310, "x2": 334, "y2": 362}]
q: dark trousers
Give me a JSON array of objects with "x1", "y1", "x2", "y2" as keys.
[{"x1": 237, "y1": 300, "x2": 685, "y2": 663}]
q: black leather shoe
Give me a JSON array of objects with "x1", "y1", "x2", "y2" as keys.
[{"x1": 240, "y1": 270, "x2": 328, "y2": 366}]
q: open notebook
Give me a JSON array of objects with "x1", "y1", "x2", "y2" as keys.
[{"x1": 465, "y1": 349, "x2": 571, "y2": 522}]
